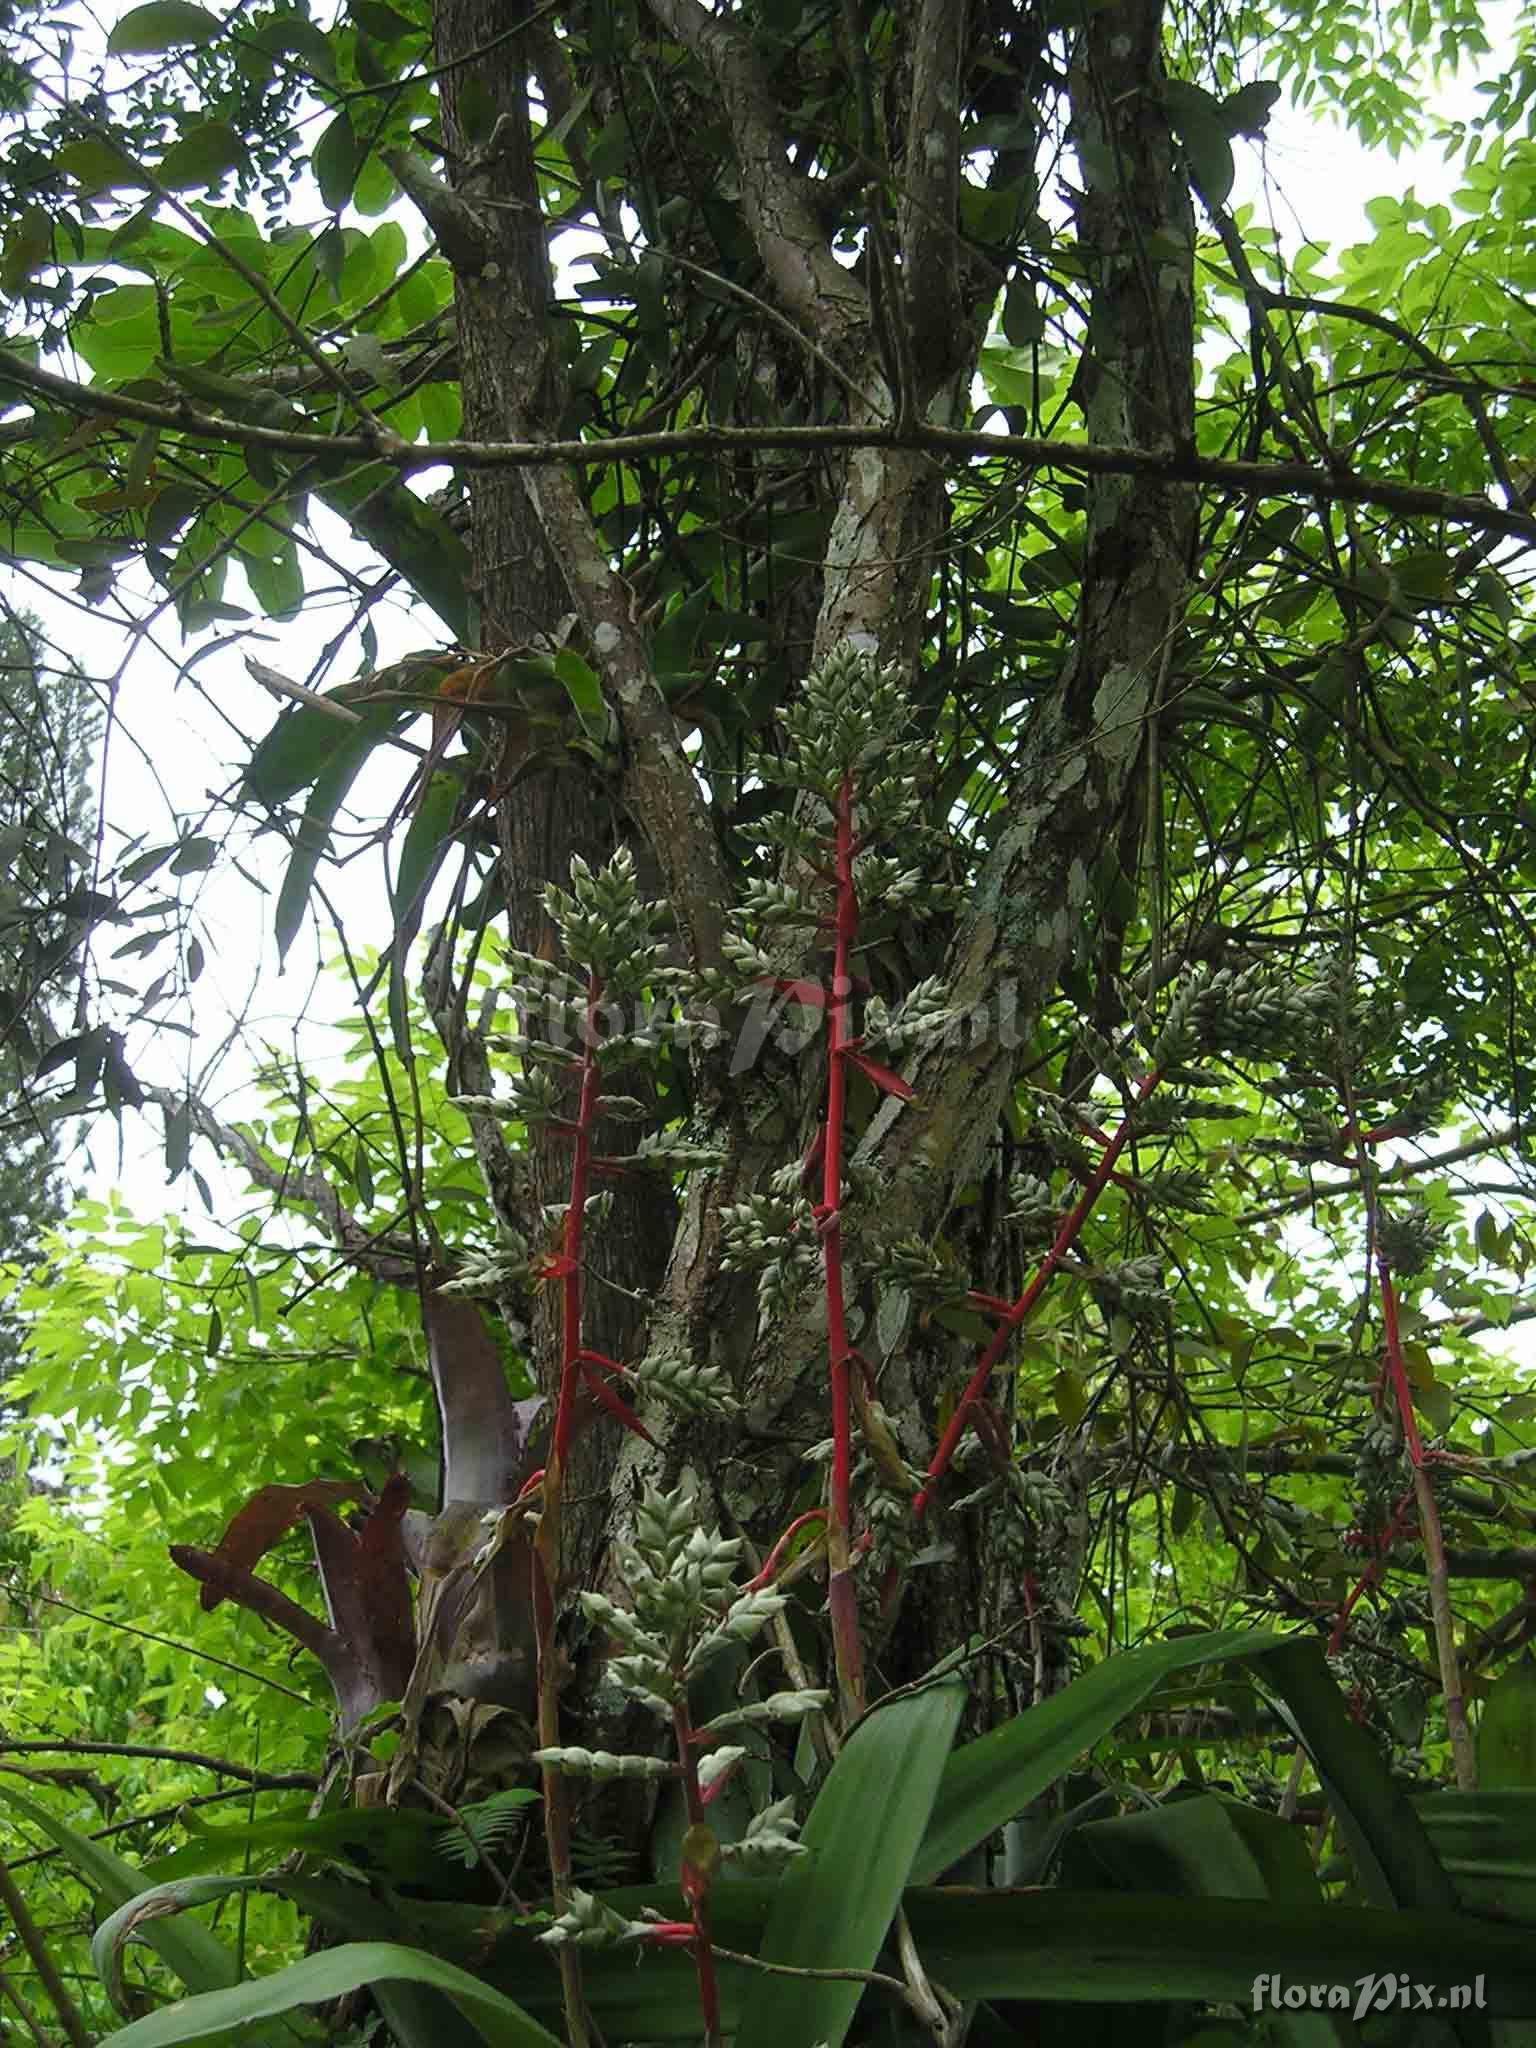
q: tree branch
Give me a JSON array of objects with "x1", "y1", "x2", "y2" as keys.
[
  {"x1": 0, "y1": 1741, "x2": 316, "y2": 1788},
  {"x1": 2, "y1": 354, "x2": 1531, "y2": 545},
  {"x1": 642, "y1": 0, "x2": 867, "y2": 350},
  {"x1": 0, "y1": 1852, "x2": 91, "y2": 2048},
  {"x1": 1238, "y1": 1121, "x2": 1531, "y2": 1223},
  {"x1": 860, "y1": 0, "x2": 1200, "y2": 1241},
  {"x1": 381, "y1": 147, "x2": 496, "y2": 273},
  {"x1": 144, "y1": 1084, "x2": 423, "y2": 1285},
  {"x1": 898, "y1": 0, "x2": 968, "y2": 377}
]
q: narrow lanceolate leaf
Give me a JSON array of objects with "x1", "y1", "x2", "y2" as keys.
[
  {"x1": 912, "y1": 1626, "x2": 1283, "y2": 1884},
  {"x1": 843, "y1": 1048, "x2": 913, "y2": 1099},
  {"x1": 88, "y1": 1941, "x2": 561, "y2": 2048},
  {"x1": 733, "y1": 1675, "x2": 966, "y2": 2048},
  {"x1": 95, "y1": 1879, "x2": 458, "y2": 2048},
  {"x1": 387, "y1": 768, "x2": 460, "y2": 1056},
  {"x1": 273, "y1": 703, "x2": 400, "y2": 963},
  {"x1": 0, "y1": 1783, "x2": 293, "y2": 2040}
]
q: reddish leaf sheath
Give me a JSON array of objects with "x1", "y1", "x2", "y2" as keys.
[
  {"x1": 577, "y1": 1362, "x2": 658, "y2": 1445},
  {"x1": 768, "y1": 977, "x2": 828, "y2": 1008},
  {"x1": 844, "y1": 1049, "x2": 914, "y2": 1099}
]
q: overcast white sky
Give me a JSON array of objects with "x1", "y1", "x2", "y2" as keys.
[{"x1": 5, "y1": 8, "x2": 1525, "y2": 1230}]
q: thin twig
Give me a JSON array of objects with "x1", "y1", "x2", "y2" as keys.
[
  {"x1": 0, "y1": 1850, "x2": 93, "y2": 2048},
  {"x1": 0, "y1": 1965, "x2": 54, "y2": 2048},
  {"x1": 0, "y1": 1740, "x2": 317, "y2": 1787}
]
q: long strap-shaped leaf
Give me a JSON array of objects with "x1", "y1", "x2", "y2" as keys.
[
  {"x1": 1255, "y1": 1637, "x2": 1459, "y2": 1914},
  {"x1": 0, "y1": 1781, "x2": 301, "y2": 2042},
  {"x1": 94, "y1": 1941, "x2": 561, "y2": 2048},
  {"x1": 731, "y1": 1674, "x2": 966, "y2": 2048},
  {"x1": 912, "y1": 1624, "x2": 1283, "y2": 1884}
]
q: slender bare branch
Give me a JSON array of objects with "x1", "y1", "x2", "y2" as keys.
[
  {"x1": 2, "y1": 355, "x2": 1531, "y2": 544},
  {"x1": 0, "y1": 1741, "x2": 316, "y2": 1788},
  {"x1": 0, "y1": 1852, "x2": 92, "y2": 2048},
  {"x1": 144, "y1": 1084, "x2": 423, "y2": 1284},
  {"x1": 1239, "y1": 1121, "x2": 1531, "y2": 1223}
]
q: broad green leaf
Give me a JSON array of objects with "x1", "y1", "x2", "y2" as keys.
[
  {"x1": 316, "y1": 468, "x2": 472, "y2": 641},
  {"x1": 163, "y1": 1097, "x2": 190, "y2": 1178},
  {"x1": 552, "y1": 649, "x2": 611, "y2": 744},
  {"x1": 108, "y1": 1, "x2": 223, "y2": 52},
  {"x1": 1255, "y1": 1637, "x2": 1458, "y2": 1914},
  {"x1": 2, "y1": 205, "x2": 53, "y2": 297},
  {"x1": 156, "y1": 121, "x2": 245, "y2": 191},
  {"x1": 1069, "y1": 1796, "x2": 1346, "y2": 2045},
  {"x1": 90, "y1": 1940, "x2": 560, "y2": 2048},
  {"x1": 1002, "y1": 272, "x2": 1044, "y2": 344},
  {"x1": 1221, "y1": 80, "x2": 1282, "y2": 137},
  {"x1": 733, "y1": 1676, "x2": 966, "y2": 2048},
  {"x1": 1476, "y1": 1652, "x2": 1536, "y2": 1788},
  {"x1": 1179, "y1": 109, "x2": 1236, "y2": 206},
  {"x1": 314, "y1": 112, "x2": 360, "y2": 213},
  {"x1": 94, "y1": 1868, "x2": 485, "y2": 2048},
  {"x1": 242, "y1": 687, "x2": 379, "y2": 808},
  {"x1": 1420, "y1": 1790, "x2": 1536, "y2": 1924},
  {"x1": 170, "y1": 835, "x2": 217, "y2": 874},
  {"x1": 1072, "y1": 1792, "x2": 1324, "y2": 1905},
  {"x1": 243, "y1": 540, "x2": 304, "y2": 620},
  {"x1": 298, "y1": 1876, "x2": 761, "y2": 2037},
  {"x1": 357, "y1": 1874, "x2": 1536, "y2": 2033},
  {"x1": 899, "y1": 1887, "x2": 1536, "y2": 2016},
  {"x1": 250, "y1": 15, "x2": 337, "y2": 83},
  {"x1": 913, "y1": 1627, "x2": 1283, "y2": 1884},
  {"x1": 1162, "y1": 78, "x2": 1224, "y2": 125}
]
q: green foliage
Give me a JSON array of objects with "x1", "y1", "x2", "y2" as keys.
[
  {"x1": 8, "y1": 0, "x2": 1536, "y2": 2041},
  {"x1": 0, "y1": 613, "x2": 99, "y2": 1373}
]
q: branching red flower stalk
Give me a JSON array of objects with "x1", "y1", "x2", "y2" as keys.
[
  {"x1": 912, "y1": 1067, "x2": 1162, "y2": 1519},
  {"x1": 818, "y1": 773, "x2": 864, "y2": 1717},
  {"x1": 745, "y1": 1509, "x2": 829, "y2": 1594},
  {"x1": 1328, "y1": 1488, "x2": 1415, "y2": 1656},
  {"x1": 673, "y1": 1704, "x2": 723, "y2": 2047},
  {"x1": 533, "y1": 975, "x2": 605, "y2": 2048},
  {"x1": 1375, "y1": 1258, "x2": 1426, "y2": 1470},
  {"x1": 1376, "y1": 1250, "x2": 1475, "y2": 1789}
]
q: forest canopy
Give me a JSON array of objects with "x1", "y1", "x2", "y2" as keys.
[{"x1": 4, "y1": 1, "x2": 1536, "y2": 2044}]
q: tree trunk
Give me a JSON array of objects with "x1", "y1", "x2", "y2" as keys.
[{"x1": 412, "y1": 0, "x2": 1196, "y2": 1859}]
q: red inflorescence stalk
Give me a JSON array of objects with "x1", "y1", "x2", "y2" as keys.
[
  {"x1": 820, "y1": 774, "x2": 864, "y2": 1715},
  {"x1": 1370, "y1": 1239, "x2": 1474, "y2": 1787},
  {"x1": 673, "y1": 1705, "x2": 723, "y2": 2046},
  {"x1": 533, "y1": 975, "x2": 605, "y2": 2048},
  {"x1": 552, "y1": 980, "x2": 604, "y2": 1473},
  {"x1": 1374, "y1": 1254, "x2": 1426, "y2": 1469},
  {"x1": 1328, "y1": 1488, "x2": 1415, "y2": 1656},
  {"x1": 912, "y1": 1066, "x2": 1162, "y2": 1520},
  {"x1": 744, "y1": 1508, "x2": 829, "y2": 1594}
]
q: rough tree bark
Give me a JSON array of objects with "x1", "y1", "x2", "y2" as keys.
[{"x1": 406, "y1": 0, "x2": 1196, "y2": 1835}]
